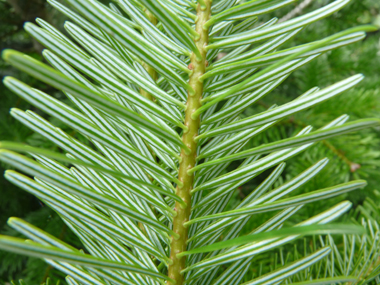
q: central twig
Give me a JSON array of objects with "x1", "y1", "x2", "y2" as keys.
[{"x1": 168, "y1": 1, "x2": 211, "y2": 284}]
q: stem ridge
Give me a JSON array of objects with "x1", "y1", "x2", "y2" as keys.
[{"x1": 168, "y1": 2, "x2": 211, "y2": 284}]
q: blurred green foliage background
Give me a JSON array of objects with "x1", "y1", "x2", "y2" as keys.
[{"x1": 0, "y1": 0, "x2": 379, "y2": 283}]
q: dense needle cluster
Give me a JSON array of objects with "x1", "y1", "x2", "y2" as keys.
[{"x1": 0, "y1": 0, "x2": 379, "y2": 284}]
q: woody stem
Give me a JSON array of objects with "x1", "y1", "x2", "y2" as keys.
[{"x1": 168, "y1": 1, "x2": 211, "y2": 284}]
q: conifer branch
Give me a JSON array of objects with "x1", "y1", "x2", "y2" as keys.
[{"x1": 168, "y1": 1, "x2": 211, "y2": 284}]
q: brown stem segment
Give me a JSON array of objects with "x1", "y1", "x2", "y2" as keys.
[
  {"x1": 168, "y1": 2, "x2": 211, "y2": 284},
  {"x1": 141, "y1": 9, "x2": 158, "y2": 102}
]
